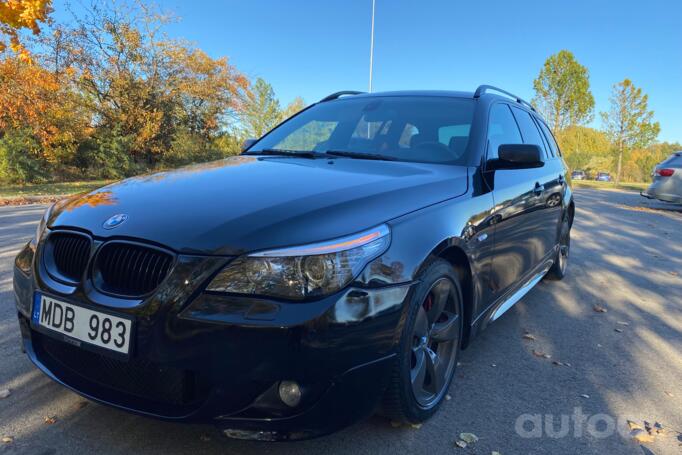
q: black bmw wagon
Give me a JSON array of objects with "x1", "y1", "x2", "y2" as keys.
[{"x1": 14, "y1": 86, "x2": 574, "y2": 440}]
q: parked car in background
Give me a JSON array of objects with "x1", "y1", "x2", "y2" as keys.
[
  {"x1": 14, "y1": 86, "x2": 574, "y2": 440},
  {"x1": 595, "y1": 172, "x2": 612, "y2": 182},
  {"x1": 571, "y1": 170, "x2": 586, "y2": 180},
  {"x1": 641, "y1": 151, "x2": 682, "y2": 203}
]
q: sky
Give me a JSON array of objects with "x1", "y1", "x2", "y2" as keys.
[{"x1": 54, "y1": 0, "x2": 682, "y2": 143}]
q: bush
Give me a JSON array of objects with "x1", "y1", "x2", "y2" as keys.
[
  {"x1": 160, "y1": 129, "x2": 225, "y2": 168},
  {"x1": 0, "y1": 129, "x2": 47, "y2": 184},
  {"x1": 86, "y1": 127, "x2": 138, "y2": 179}
]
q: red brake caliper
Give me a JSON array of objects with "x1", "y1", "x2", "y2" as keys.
[{"x1": 424, "y1": 294, "x2": 433, "y2": 312}]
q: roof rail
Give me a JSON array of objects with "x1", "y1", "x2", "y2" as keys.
[
  {"x1": 319, "y1": 91, "x2": 365, "y2": 103},
  {"x1": 474, "y1": 85, "x2": 535, "y2": 111}
]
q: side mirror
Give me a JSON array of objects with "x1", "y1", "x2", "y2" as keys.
[
  {"x1": 241, "y1": 138, "x2": 258, "y2": 153},
  {"x1": 488, "y1": 144, "x2": 544, "y2": 170}
]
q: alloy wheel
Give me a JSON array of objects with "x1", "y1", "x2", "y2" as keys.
[
  {"x1": 410, "y1": 278, "x2": 460, "y2": 408},
  {"x1": 558, "y1": 221, "x2": 570, "y2": 274}
]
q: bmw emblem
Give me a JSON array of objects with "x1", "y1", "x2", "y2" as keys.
[{"x1": 103, "y1": 213, "x2": 129, "y2": 229}]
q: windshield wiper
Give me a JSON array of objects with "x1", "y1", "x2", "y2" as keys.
[
  {"x1": 243, "y1": 149, "x2": 329, "y2": 159},
  {"x1": 324, "y1": 150, "x2": 397, "y2": 161}
]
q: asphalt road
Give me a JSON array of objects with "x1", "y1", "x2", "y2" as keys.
[{"x1": 1, "y1": 188, "x2": 681, "y2": 455}]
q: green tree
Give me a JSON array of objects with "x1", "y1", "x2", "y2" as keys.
[
  {"x1": 0, "y1": 128, "x2": 46, "y2": 183},
  {"x1": 600, "y1": 79, "x2": 660, "y2": 184},
  {"x1": 241, "y1": 77, "x2": 282, "y2": 138},
  {"x1": 533, "y1": 50, "x2": 595, "y2": 133},
  {"x1": 555, "y1": 126, "x2": 612, "y2": 173}
]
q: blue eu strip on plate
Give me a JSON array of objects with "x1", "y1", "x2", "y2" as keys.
[{"x1": 32, "y1": 292, "x2": 42, "y2": 325}]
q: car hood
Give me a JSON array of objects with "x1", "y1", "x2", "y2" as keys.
[{"x1": 48, "y1": 156, "x2": 469, "y2": 255}]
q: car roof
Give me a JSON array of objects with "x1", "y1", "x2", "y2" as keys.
[
  {"x1": 349, "y1": 90, "x2": 475, "y2": 99},
  {"x1": 328, "y1": 90, "x2": 542, "y2": 117}
]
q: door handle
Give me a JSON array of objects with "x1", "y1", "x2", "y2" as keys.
[{"x1": 533, "y1": 182, "x2": 544, "y2": 194}]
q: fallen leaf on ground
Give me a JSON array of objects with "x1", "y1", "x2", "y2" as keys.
[
  {"x1": 552, "y1": 361, "x2": 571, "y2": 367},
  {"x1": 522, "y1": 334, "x2": 536, "y2": 341},
  {"x1": 593, "y1": 305, "x2": 607, "y2": 313},
  {"x1": 410, "y1": 423, "x2": 422, "y2": 429},
  {"x1": 616, "y1": 321, "x2": 630, "y2": 326},
  {"x1": 614, "y1": 328, "x2": 624, "y2": 333},
  {"x1": 0, "y1": 389, "x2": 10, "y2": 399},
  {"x1": 445, "y1": 394, "x2": 452, "y2": 401},
  {"x1": 44, "y1": 416, "x2": 57, "y2": 425},
  {"x1": 627, "y1": 420, "x2": 643, "y2": 430},
  {"x1": 1, "y1": 437, "x2": 12, "y2": 444},
  {"x1": 454, "y1": 440, "x2": 467, "y2": 448},
  {"x1": 665, "y1": 391, "x2": 674, "y2": 397},
  {"x1": 491, "y1": 363, "x2": 497, "y2": 367},
  {"x1": 630, "y1": 428, "x2": 655, "y2": 444},
  {"x1": 459, "y1": 432, "x2": 479, "y2": 444},
  {"x1": 652, "y1": 422, "x2": 664, "y2": 434},
  {"x1": 579, "y1": 394, "x2": 590, "y2": 399},
  {"x1": 532, "y1": 350, "x2": 551, "y2": 359}
]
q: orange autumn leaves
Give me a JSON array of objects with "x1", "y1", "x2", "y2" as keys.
[
  {"x1": 0, "y1": 0, "x2": 52, "y2": 60},
  {"x1": 0, "y1": 1, "x2": 251, "y2": 183}
]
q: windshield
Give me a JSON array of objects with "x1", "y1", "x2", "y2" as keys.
[{"x1": 247, "y1": 96, "x2": 476, "y2": 164}]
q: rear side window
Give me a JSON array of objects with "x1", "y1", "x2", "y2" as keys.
[
  {"x1": 536, "y1": 120, "x2": 561, "y2": 157},
  {"x1": 487, "y1": 104, "x2": 522, "y2": 159},
  {"x1": 661, "y1": 153, "x2": 682, "y2": 166},
  {"x1": 510, "y1": 106, "x2": 548, "y2": 158}
]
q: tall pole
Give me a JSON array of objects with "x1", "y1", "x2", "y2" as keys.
[{"x1": 368, "y1": 0, "x2": 375, "y2": 93}]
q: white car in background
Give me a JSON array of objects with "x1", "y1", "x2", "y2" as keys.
[{"x1": 641, "y1": 151, "x2": 682, "y2": 204}]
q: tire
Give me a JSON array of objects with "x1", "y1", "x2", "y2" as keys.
[
  {"x1": 381, "y1": 259, "x2": 464, "y2": 423},
  {"x1": 545, "y1": 214, "x2": 571, "y2": 280}
]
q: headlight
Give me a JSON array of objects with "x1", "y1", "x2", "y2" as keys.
[
  {"x1": 206, "y1": 224, "x2": 390, "y2": 300},
  {"x1": 34, "y1": 203, "x2": 54, "y2": 244}
]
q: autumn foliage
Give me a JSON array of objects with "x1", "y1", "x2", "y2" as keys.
[
  {"x1": 0, "y1": 0, "x2": 257, "y2": 183},
  {"x1": 0, "y1": 0, "x2": 52, "y2": 60}
]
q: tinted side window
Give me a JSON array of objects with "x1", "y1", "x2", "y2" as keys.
[
  {"x1": 661, "y1": 153, "x2": 682, "y2": 166},
  {"x1": 487, "y1": 104, "x2": 522, "y2": 159},
  {"x1": 536, "y1": 120, "x2": 561, "y2": 157},
  {"x1": 511, "y1": 106, "x2": 548, "y2": 158}
]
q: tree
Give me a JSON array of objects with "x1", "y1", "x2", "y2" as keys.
[
  {"x1": 50, "y1": 0, "x2": 248, "y2": 165},
  {"x1": 555, "y1": 126, "x2": 611, "y2": 173},
  {"x1": 532, "y1": 50, "x2": 594, "y2": 133},
  {"x1": 241, "y1": 77, "x2": 282, "y2": 138},
  {"x1": 0, "y1": 0, "x2": 52, "y2": 60},
  {"x1": 600, "y1": 79, "x2": 660, "y2": 184},
  {"x1": 280, "y1": 96, "x2": 306, "y2": 121},
  {"x1": 0, "y1": 55, "x2": 89, "y2": 179}
]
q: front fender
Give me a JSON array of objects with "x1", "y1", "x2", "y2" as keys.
[{"x1": 359, "y1": 188, "x2": 496, "y2": 334}]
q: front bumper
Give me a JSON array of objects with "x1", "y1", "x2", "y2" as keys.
[{"x1": 13, "y1": 242, "x2": 413, "y2": 440}]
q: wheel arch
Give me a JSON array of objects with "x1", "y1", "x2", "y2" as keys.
[
  {"x1": 419, "y1": 239, "x2": 476, "y2": 349},
  {"x1": 567, "y1": 198, "x2": 575, "y2": 227}
]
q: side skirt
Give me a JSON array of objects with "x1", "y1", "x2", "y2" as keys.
[
  {"x1": 468, "y1": 251, "x2": 556, "y2": 339},
  {"x1": 491, "y1": 262, "x2": 551, "y2": 321}
]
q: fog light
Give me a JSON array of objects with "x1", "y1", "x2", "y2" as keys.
[{"x1": 278, "y1": 380, "x2": 302, "y2": 407}]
